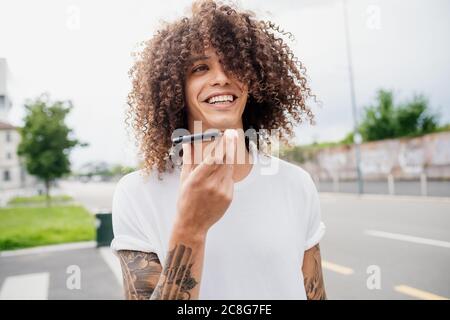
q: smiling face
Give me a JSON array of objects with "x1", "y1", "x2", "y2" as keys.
[{"x1": 184, "y1": 48, "x2": 249, "y2": 132}]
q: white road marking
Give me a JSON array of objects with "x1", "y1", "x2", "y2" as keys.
[
  {"x1": 394, "y1": 285, "x2": 449, "y2": 300},
  {"x1": 0, "y1": 272, "x2": 50, "y2": 300},
  {"x1": 99, "y1": 247, "x2": 123, "y2": 287},
  {"x1": 322, "y1": 260, "x2": 354, "y2": 275},
  {"x1": 364, "y1": 230, "x2": 450, "y2": 249}
]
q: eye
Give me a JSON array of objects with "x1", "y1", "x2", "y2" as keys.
[{"x1": 192, "y1": 64, "x2": 208, "y2": 73}]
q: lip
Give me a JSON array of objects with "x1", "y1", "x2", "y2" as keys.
[
  {"x1": 203, "y1": 91, "x2": 238, "y2": 103},
  {"x1": 202, "y1": 96, "x2": 239, "y2": 110}
]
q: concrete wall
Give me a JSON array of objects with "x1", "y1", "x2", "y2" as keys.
[{"x1": 301, "y1": 131, "x2": 450, "y2": 181}]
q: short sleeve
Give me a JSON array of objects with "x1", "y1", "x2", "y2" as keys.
[
  {"x1": 110, "y1": 178, "x2": 161, "y2": 258},
  {"x1": 304, "y1": 174, "x2": 326, "y2": 251}
]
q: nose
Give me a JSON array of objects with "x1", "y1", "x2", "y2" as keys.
[{"x1": 210, "y1": 65, "x2": 231, "y2": 87}]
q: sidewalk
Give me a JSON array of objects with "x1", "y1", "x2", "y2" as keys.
[{"x1": 0, "y1": 242, "x2": 123, "y2": 300}]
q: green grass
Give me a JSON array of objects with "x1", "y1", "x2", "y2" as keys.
[
  {"x1": 0, "y1": 205, "x2": 95, "y2": 251},
  {"x1": 7, "y1": 195, "x2": 74, "y2": 206}
]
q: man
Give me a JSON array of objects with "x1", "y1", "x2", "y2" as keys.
[{"x1": 111, "y1": 0, "x2": 326, "y2": 300}]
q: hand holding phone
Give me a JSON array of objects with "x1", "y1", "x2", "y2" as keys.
[{"x1": 174, "y1": 129, "x2": 238, "y2": 236}]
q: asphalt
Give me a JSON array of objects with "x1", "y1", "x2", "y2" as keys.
[
  {"x1": 0, "y1": 247, "x2": 122, "y2": 300},
  {"x1": 1, "y1": 181, "x2": 449, "y2": 300},
  {"x1": 319, "y1": 193, "x2": 450, "y2": 299}
]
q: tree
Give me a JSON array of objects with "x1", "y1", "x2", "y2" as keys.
[
  {"x1": 357, "y1": 89, "x2": 439, "y2": 142},
  {"x1": 394, "y1": 94, "x2": 438, "y2": 137},
  {"x1": 17, "y1": 94, "x2": 87, "y2": 206}
]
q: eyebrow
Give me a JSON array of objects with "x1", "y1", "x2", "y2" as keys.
[{"x1": 188, "y1": 55, "x2": 210, "y2": 64}]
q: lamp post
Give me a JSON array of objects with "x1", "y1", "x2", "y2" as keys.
[{"x1": 342, "y1": 0, "x2": 364, "y2": 194}]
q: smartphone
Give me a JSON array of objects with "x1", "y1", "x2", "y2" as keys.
[{"x1": 172, "y1": 130, "x2": 222, "y2": 145}]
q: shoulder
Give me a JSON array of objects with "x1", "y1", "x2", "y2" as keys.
[
  {"x1": 113, "y1": 167, "x2": 180, "y2": 203},
  {"x1": 278, "y1": 156, "x2": 313, "y2": 180},
  {"x1": 112, "y1": 170, "x2": 148, "y2": 210},
  {"x1": 260, "y1": 153, "x2": 316, "y2": 191},
  {"x1": 115, "y1": 167, "x2": 177, "y2": 192},
  {"x1": 115, "y1": 169, "x2": 149, "y2": 193},
  {"x1": 112, "y1": 169, "x2": 167, "y2": 219},
  {"x1": 113, "y1": 170, "x2": 143, "y2": 201}
]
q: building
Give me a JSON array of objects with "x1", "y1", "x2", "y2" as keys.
[
  {"x1": 0, "y1": 121, "x2": 28, "y2": 190},
  {"x1": 0, "y1": 58, "x2": 36, "y2": 191},
  {"x1": 0, "y1": 58, "x2": 12, "y2": 121}
]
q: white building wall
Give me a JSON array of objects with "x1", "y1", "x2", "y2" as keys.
[{"x1": 0, "y1": 128, "x2": 36, "y2": 190}]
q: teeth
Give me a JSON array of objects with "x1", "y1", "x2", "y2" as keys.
[{"x1": 207, "y1": 95, "x2": 234, "y2": 104}]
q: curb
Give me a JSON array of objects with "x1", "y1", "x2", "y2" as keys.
[
  {"x1": 0, "y1": 241, "x2": 98, "y2": 257},
  {"x1": 319, "y1": 192, "x2": 450, "y2": 203}
]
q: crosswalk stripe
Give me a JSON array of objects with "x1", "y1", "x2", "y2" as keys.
[{"x1": 0, "y1": 272, "x2": 50, "y2": 300}]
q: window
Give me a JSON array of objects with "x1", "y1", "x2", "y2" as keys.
[
  {"x1": 6, "y1": 131, "x2": 11, "y2": 142},
  {"x1": 6, "y1": 152, "x2": 12, "y2": 160},
  {"x1": 3, "y1": 170, "x2": 10, "y2": 181}
]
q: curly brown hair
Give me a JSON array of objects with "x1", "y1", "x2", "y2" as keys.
[{"x1": 127, "y1": 0, "x2": 319, "y2": 177}]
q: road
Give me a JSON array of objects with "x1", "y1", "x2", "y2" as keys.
[
  {"x1": 319, "y1": 193, "x2": 450, "y2": 300},
  {"x1": 1, "y1": 180, "x2": 449, "y2": 300},
  {"x1": 0, "y1": 245, "x2": 122, "y2": 300},
  {"x1": 58, "y1": 180, "x2": 118, "y2": 213}
]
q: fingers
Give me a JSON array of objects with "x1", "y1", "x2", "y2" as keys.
[
  {"x1": 225, "y1": 130, "x2": 237, "y2": 165},
  {"x1": 213, "y1": 134, "x2": 225, "y2": 165},
  {"x1": 180, "y1": 143, "x2": 193, "y2": 182},
  {"x1": 210, "y1": 129, "x2": 237, "y2": 181},
  {"x1": 192, "y1": 136, "x2": 223, "y2": 180},
  {"x1": 222, "y1": 129, "x2": 237, "y2": 179},
  {"x1": 202, "y1": 135, "x2": 222, "y2": 166},
  {"x1": 184, "y1": 129, "x2": 238, "y2": 181}
]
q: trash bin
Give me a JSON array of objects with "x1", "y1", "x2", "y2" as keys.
[{"x1": 95, "y1": 211, "x2": 114, "y2": 247}]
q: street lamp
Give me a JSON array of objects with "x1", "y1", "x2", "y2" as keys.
[{"x1": 342, "y1": 0, "x2": 364, "y2": 194}]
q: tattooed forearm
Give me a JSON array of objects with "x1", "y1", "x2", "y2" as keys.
[
  {"x1": 151, "y1": 244, "x2": 198, "y2": 300},
  {"x1": 302, "y1": 244, "x2": 327, "y2": 300},
  {"x1": 117, "y1": 229, "x2": 205, "y2": 300},
  {"x1": 117, "y1": 250, "x2": 163, "y2": 300}
]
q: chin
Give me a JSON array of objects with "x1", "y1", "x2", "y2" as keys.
[
  {"x1": 203, "y1": 115, "x2": 240, "y2": 130},
  {"x1": 207, "y1": 119, "x2": 237, "y2": 129}
]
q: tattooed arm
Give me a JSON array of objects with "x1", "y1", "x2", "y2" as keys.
[
  {"x1": 117, "y1": 227, "x2": 206, "y2": 300},
  {"x1": 117, "y1": 250, "x2": 162, "y2": 299},
  {"x1": 302, "y1": 244, "x2": 327, "y2": 300}
]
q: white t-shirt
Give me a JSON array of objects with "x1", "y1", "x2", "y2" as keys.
[{"x1": 110, "y1": 143, "x2": 326, "y2": 299}]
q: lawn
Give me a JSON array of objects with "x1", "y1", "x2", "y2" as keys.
[
  {"x1": 0, "y1": 205, "x2": 95, "y2": 251},
  {"x1": 7, "y1": 195, "x2": 74, "y2": 206}
]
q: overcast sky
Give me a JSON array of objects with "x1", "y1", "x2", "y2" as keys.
[{"x1": 1, "y1": 0, "x2": 449, "y2": 168}]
